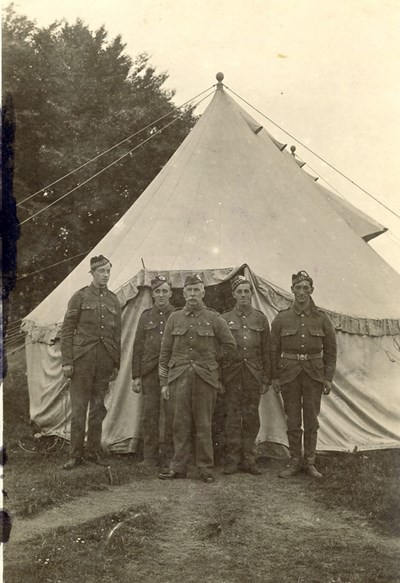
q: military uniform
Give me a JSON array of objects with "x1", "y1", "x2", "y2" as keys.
[
  {"x1": 222, "y1": 305, "x2": 271, "y2": 467},
  {"x1": 271, "y1": 301, "x2": 336, "y2": 465},
  {"x1": 61, "y1": 282, "x2": 121, "y2": 459},
  {"x1": 132, "y1": 303, "x2": 174, "y2": 464},
  {"x1": 159, "y1": 304, "x2": 236, "y2": 474}
]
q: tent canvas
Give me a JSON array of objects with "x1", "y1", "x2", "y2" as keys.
[{"x1": 22, "y1": 81, "x2": 400, "y2": 454}]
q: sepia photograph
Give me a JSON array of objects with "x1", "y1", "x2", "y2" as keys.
[{"x1": 2, "y1": 1, "x2": 400, "y2": 581}]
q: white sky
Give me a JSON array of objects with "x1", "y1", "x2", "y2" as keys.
[{"x1": 11, "y1": 0, "x2": 400, "y2": 273}]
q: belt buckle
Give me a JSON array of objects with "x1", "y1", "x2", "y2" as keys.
[{"x1": 298, "y1": 354, "x2": 306, "y2": 361}]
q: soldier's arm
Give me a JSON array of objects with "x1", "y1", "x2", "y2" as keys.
[
  {"x1": 322, "y1": 313, "x2": 337, "y2": 382},
  {"x1": 261, "y1": 314, "x2": 272, "y2": 385},
  {"x1": 159, "y1": 314, "x2": 175, "y2": 386},
  {"x1": 270, "y1": 315, "x2": 282, "y2": 381},
  {"x1": 213, "y1": 314, "x2": 237, "y2": 359},
  {"x1": 132, "y1": 312, "x2": 146, "y2": 379},
  {"x1": 60, "y1": 292, "x2": 81, "y2": 366}
]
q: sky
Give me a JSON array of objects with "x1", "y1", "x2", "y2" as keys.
[{"x1": 10, "y1": 0, "x2": 400, "y2": 273}]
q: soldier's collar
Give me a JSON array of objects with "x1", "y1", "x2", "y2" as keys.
[
  {"x1": 89, "y1": 282, "x2": 108, "y2": 295},
  {"x1": 183, "y1": 303, "x2": 204, "y2": 316},
  {"x1": 293, "y1": 302, "x2": 311, "y2": 316},
  {"x1": 234, "y1": 305, "x2": 253, "y2": 317}
]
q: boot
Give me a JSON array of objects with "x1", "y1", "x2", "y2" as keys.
[
  {"x1": 304, "y1": 464, "x2": 323, "y2": 478},
  {"x1": 63, "y1": 457, "x2": 83, "y2": 470},
  {"x1": 279, "y1": 458, "x2": 302, "y2": 478}
]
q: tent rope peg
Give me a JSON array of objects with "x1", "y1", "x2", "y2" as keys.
[{"x1": 216, "y1": 72, "x2": 224, "y2": 89}]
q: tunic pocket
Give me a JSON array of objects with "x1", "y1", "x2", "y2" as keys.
[
  {"x1": 309, "y1": 328, "x2": 325, "y2": 337},
  {"x1": 280, "y1": 328, "x2": 298, "y2": 336},
  {"x1": 172, "y1": 326, "x2": 188, "y2": 336}
]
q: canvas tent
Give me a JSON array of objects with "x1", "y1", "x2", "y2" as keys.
[{"x1": 22, "y1": 78, "x2": 400, "y2": 454}]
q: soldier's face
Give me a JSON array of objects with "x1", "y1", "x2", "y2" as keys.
[
  {"x1": 183, "y1": 284, "x2": 205, "y2": 308},
  {"x1": 152, "y1": 283, "x2": 172, "y2": 308},
  {"x1": 233, "y1": 283, "x2": 253, "y2": 307},
  {"x1": 291, "y1": 281, "x2": 314, "y2": 306},
  {"x1": 91, "y1": 263, "x2": 111, "y2": 288}
]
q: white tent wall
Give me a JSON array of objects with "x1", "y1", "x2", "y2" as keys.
[{"x1": 25, "y1": 266, "x2": 400, "y2": 455}]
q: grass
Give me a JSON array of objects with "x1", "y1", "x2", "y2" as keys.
[
  {"x1": 5, "y1": 485, "x2": 400, "y2": 583},
  {"x1": 4, "y1": 504, "x2": 160, "y2": 583},
  {"x1": 307, "y1": 449, "x2": 400, "y2": 535}
]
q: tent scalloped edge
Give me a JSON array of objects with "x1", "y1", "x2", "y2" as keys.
[{"x1": 21, "y1": 265, "x2": 400, "y2": 344}]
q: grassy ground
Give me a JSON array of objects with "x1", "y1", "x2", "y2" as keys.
[{"x1": 5, "y1": 486, "x2": 400, "y2": 583}]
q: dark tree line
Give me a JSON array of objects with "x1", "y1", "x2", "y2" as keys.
[{"x1": 2, "y1": 5, "x2": 197, "y2": 321}]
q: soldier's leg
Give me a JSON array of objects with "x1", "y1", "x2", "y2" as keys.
[
  {"x1": 169, "y1": 371, "x2": 194, "y2": 474},
  {"x1": 192, "y1": 376, "x2": 217, "y2": 471},
  {"x1": 142, "y1": 368, "x2": 162, "y2": 464},
  {"x1": 86, "y1": 344, "x2": 114, "y2": 454},
  {"x1": 69, "y1": 351, "x2": 96, "y2": 459},
  {"x1": 280, "y1": 375, "x2": 303, "y2": 461},
  {"x1": 302, "y1": 375, "x2": 324, "y2": 466},
  {"x1": 241, "y1": 369, "x2": 261, "y2": 466},
  {"x1": 224, "y1": 376, "x2": 243, "y2": 466},
  {"x1": 162, "y1": 394, "x2": 174, "y2": 466}
]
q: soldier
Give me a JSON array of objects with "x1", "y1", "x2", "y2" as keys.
[
  {"x1": 131, "y1": 275, "x2": 174, "y2": 470},
  {"x1": 271, "y1": 271, "x2": 337, "y2": 478},
  {"x1": 158, "y1": 274, "x2": 236, "y2": 483},
  {"x1": 221, "y1": 275, "x2": 271, "y2": 475},
  {"x1": 61, "y1": 255, "x2": 121, "y2": 470}
]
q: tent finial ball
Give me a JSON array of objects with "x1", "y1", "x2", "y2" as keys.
[{"x1": 216, "y1": 72, "x2": 224, "y2": 82}]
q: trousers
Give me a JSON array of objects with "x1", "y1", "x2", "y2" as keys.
[
  {"x1": 142, "y1": 367, "x2": 174, "y2": 464},
  {"x1": 169, "y1": 368, "x2": 217, "y2": 473},
  {"x1": 224, "y1": 367, "x2": 261, "y2": 465},
  {"x1": 280, "y1": 370, "x2": 323, "y2": 464},
  {"x1": 69, "y1": 343, "x2": 114, "y2": 458}
]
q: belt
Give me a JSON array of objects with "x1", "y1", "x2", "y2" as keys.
[{"x1": 281, "y1": 352, "x2": 322, "y2": 361}]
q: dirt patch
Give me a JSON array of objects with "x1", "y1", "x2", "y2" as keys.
[{"x1": 5, "y1": 468, "x2": 400, "y2": 583}]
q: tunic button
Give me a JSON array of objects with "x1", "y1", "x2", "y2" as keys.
[
  {"x1": 244, "y1": 358, "x2": 247, "y2": 361},
  {"x1": 160, "y1": 321, "x2": 163, "y2": 324},
  {"x1": 190, "y1": 359, "x2": 193, "y2": 362},
  {"x1": 301, "y1": 314, "x2": 304, "y2": 317},
  {"x1": 190, "y1": 348, "x2": 193, "y2": 351},
  {"x1": 301, "y1": 334, "x2": 305, "y2": 337},
  {"x1": 301, "y1": 345, "x2": 304, "y2": 348},
  {"x1": 100, "y1": 336, "x2": 103, "y2": 340},
  {"x1": 160, "y1": 331, "x2": 163, "y2": 335},
  {"x1": 243, "y1": 325, "x2": 247, "y2": 329},
  {"x1": 244, "y1": 347, "x2": 247, "y2": 350},
  {"x1": 244, "y1": 336, "x2": 247, "y2": 339},
  {"x1": 101, "y1": 325, "x2": 104, "y2": 329}
]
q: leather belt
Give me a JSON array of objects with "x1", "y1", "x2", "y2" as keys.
[{"x1": 281, "y1": 352, "x2": 322, "y2": 361}]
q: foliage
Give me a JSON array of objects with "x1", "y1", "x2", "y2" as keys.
[{"x1": 2, "y1": 4, "x2": 197, "y2": 320}]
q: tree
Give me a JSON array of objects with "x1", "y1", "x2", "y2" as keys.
[{"x1": 2, "y1": 5, "x2": 197, "y2": 319}]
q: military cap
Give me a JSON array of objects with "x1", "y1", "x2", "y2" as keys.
[
  {"x1": 231, "y1": 275, "x2": 253, "y2": 291},
  {"x1": 151, "y1": 275, "x2": 172, "y2": 290},
  {"x1": 292, "y1": 270, "x2": 313, "y2": 287},
  {"x1": 183, "y1": 273, "x2": 203, "y2": 287},
  {"x1": 89, "y1": 255, "x2": 111, "y2": 272}
]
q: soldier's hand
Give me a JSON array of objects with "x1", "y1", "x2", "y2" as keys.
[
  {"x1": 161, "y1": 385, "x2": 170, "y2": 400},
  {"x1": 132, "y1": 378, "x2": 142, "y2": 393},
  {"x1": 62, "y1": 365, "x2": 74, "y2": 379},
  {"x1": 109, "y1": 368, "x2": 119, "y2": 382},
  {"x1": 323, "y1": 380, "x2": 332, "y2": 395},
  {"x1": 271, "y1": 379, "x2": 281, "y2": 393},
  {"x1": 217, "y1": 381, "x2": 225, "y2": 395},
  {"x1": 260, "y1": 383, "x2": 270, "y2": 395}
]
